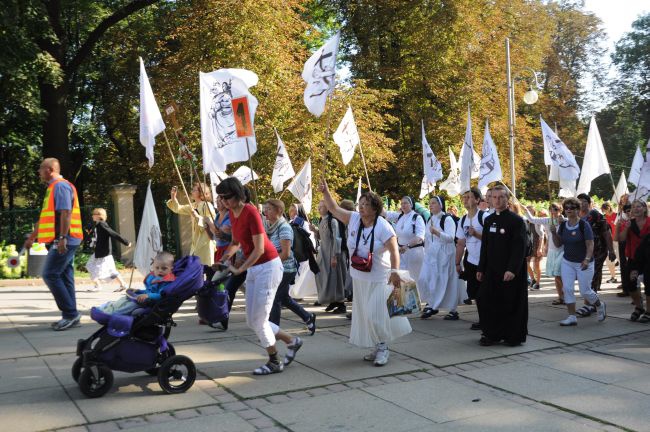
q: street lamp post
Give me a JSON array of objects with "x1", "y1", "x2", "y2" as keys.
[{"x1": 505, "y1": 37, "x2": 539, "y2": 198}]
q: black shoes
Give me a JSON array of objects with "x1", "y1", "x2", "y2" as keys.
[
  {"x1": 305, "y1": 313, "x2": 317, "y2": 335},
  {"x1": 420, "y1": 307, "x2": 439, "y2": 319},
  {"x1": 470, "y1": 322, "x2": 481, "y2": 331}
]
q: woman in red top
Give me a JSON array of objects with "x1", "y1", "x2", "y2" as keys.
[
  {"x1": 617, "y1": 199, "x2": 650, "y2": 322},
  {"x1": 601, "y1": 202, "x2": 618, "y2": 284},
  {"x1": 216, "y1": 178, "x2": 303, "y2": 375}
]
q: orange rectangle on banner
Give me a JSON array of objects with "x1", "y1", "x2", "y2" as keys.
[{"x1": 231, "y1": 96, "x2": 254, "y2": 138}]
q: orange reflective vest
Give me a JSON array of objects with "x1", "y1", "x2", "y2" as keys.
[{"x1": 37, "y1": 177, "x2": 83, "y2": 243}]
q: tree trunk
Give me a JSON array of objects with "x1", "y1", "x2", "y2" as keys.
[
  {"x1": 40, "y1": 81, "x2": 72, "y2": 179},
  {"x1": 0, "y1": 143, "x2": 4, "y2": 210}
]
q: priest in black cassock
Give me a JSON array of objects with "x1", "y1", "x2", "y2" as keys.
[{"x1": 476, "y1": 185, "x2": 528, "y2": 346}]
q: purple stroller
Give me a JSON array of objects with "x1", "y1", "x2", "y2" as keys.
[{"x1": 72, "y1": 256, "x2": 204, "y2": 398}]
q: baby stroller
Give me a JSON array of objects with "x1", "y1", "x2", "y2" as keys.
[
  {"x1": 196, "y1": 263, "x2": 231, "y2": 327},
  {"x1": 72, "y1": 256, "x2": 204, "y2": 398}
]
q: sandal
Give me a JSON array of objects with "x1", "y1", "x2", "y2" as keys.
[
  {"x1": 630, "y1": 307, "x2": 645, "y2": 322},
  {"x1": 551, "y1": 298, "x2": 565, "y2": 306},
  {"x1": 253, "y1": 361, "x2": 284, "y2": 375},
  {"x1": 283, "y1": 337, "x2": 303, "y2": 366},
  {"x1": 576, "y1": 305, "x2": 596, "y2": 317},
  {"x1": 637, "y1": 312, "x2": 650, "y2": 324},
  {"x1": 443, "y1": 311, "x2": 459, "y2": 320}
]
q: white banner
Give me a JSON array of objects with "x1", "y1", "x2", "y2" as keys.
[
  {"x1": 611, "y1": 171, "x2": 630, "y2": 203},
  {"x1": 421, "y1": 121, "x2": 443, "y2": 184},
  {"x1": 459, "y1": 106, "x2": 478, "y2": 193},
  {"x1": 271, "y1": 130, "x2": 295, "y2": 193},
  {"x1": 139, "y1": 58, "x2": 166, "y2": 168},
  {"x1": 632, "y1": 141, "x2": 650, "y2": 201},
  {"x1": 478, "y1": 119, "x2": 502, "y2": 192},
  {"x1": 231, "y1": 166, "x2": 259, "y2": 186},
  {"x1": 134, "y1": 181, "x2": 163, "y2": 276},
  {"x1": 577, "y1": 116, "x2": 611, "y2": 194},
  {"x1": 541, "y1": 117, "x2": 580, "y2": 181},
  {"x1": 200, "y1": 68, "x2": 259, "y2": 173},
  {"x1": 208, "y1": 172, "x2": 227, "y2": 207},
  {"x1": 419, "y1": 176, "x2": 436, "y2": 199},
  {"x1": 440, "y1": 147, "x2": 462, "y2": 196},
  {"x1": 333, "y1": 105, "x2": 360, "y2": 165},
  {"x1": 302, "y1": 31, "x2": 340, "y2": 117},
  {"x1": 628, "y1": 144, "x2": 645, "y2": 185},
  {"x1": 287, "y1": 158, "x2": 313, "y2": 213}
]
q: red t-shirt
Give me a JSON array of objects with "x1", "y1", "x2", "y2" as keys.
[
  {"x1": 625, "y1": 217, "x2": 650, "y2": 260},
  {"x1": 605, "y1": 213, "x2": 616, "y2": 236},
  {"x1": 230, "y1": 203, "x2": 278, "y2": 266}
]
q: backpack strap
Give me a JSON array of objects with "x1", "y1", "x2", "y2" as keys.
[{"x1": 477, "y1": 210, "x2": 485, "y2": 227}]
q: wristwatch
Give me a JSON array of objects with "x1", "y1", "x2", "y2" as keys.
[{"x1": 58, "y1": 235, "x2": 66, "y2": 240}]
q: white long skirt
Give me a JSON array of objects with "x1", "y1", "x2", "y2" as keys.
[
  {"x1": 86, "y1": 254, "x2": 119, "y2": 282},
  {"x1": 349, "y1": 278, "x2": 412, "y2": 348},
  {"x1": 289, "y1": 260, "x2": 318, "y2": 299},
  {"x1": 418, "y1": 248, "x2": 461, "y2": 311},
  {"x1": 400, "y1": 246, "x2": 424, "y2": 282}
]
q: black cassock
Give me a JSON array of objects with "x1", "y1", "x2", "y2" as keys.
[{"x1": 477, "y1": 209, "x2": 528, "y2": 345}]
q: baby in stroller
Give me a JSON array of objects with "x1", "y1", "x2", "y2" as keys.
[
  {"x1": 72, "y1": 255, "x2": 204, "y2": 398},
  {"x1": 97, "y1": 252, "x2": 176, "y2": 316}
]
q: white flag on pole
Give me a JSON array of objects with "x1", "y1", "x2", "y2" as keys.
[
  {"x1": 421, "y1": 121, "x2": 443, "y2": 184},
  {"x1": 478, "y1": 119, "x2": 502, "y2": 192},
  {"x1": 577, "y1": 116, "x2": 611, "y2": 194},
  {"x1": 200, "y1": 68, "x2": 259, "y2": 173},
  {"x1": 355, "y1": 177, "x2": 362, "y2": 211},
  {"x1": 419, "y1": 176, "x2": 436, "y2": 199},
  {"x1": 139, "y1": 58, "x2": 166, "y2": 168},
  {"x1": 208, "y1": 172, "x2": 228, "y2": 207},
  {"x1": 302, "y1": 31, "x2": 340, "y2": 117},
  {"x1": 541, "y1": 117, "x2": 580, "y2": 182},
  {"x1": 333, "y1": 105, "x2": 360, "y2": 165},
  {"x1": 231, "y1": 166, "x2": 259, "y2": 186},
  {"x1": 271, "y1": 130, "x2": 295, "y2": 193},
  {"x1": 134, "y1": 181, "x2": 162, "y2": 276},
  {"x1": 459, "y1": 106, "x2": 478, "y2": 193},
  {"x1": 611, "y1": 171, "x2": 630, "y2": 203},
  {"x1": 287, "y1": 158, "x2": 313, "y2": 213},
  {"x1": 631, "y1": 140, "x2": 650, "y2": 201},
  {"x1": 628, "y1": 145, "x2": 645, "y2": 185},
  {"x1": 440, "y1": 147, "x2": 462, "y2": 196}
]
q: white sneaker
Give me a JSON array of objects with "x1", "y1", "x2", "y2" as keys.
[
  {"x1": 597, "y1": 301, "x2": 607, "y2": 322},
  {"x1": 373, "y1": 343, "x2": 389, "y2": 366},
  {"x1": 363, "y1": 346, "x2": 378, "y2": 361},
  {"x1": 560, "y1": 315, "x2": 577, "y2": 326}
]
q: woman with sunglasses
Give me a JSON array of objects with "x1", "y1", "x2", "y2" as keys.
[
  {"x1": 551, "y1": 197, "x2": 606, "y2": 326},
  {"x1": 525, "y1": 203, "x2": 566, "y2": 305},
  {"x1": 617, "y1": 199, "x2": 650, "y2": 322},
  {"x1": 216, "y1": 178, "x2": 303, "y2": 375},
  {"x1": 318, "y1": 179, "x2": 410, "y2": 367}
]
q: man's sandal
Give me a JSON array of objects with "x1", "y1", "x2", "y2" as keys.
[
  {"x1": 253, "y1": 361, "x2": 284, "y2": 375},
  {"x1": 283, "y1": 337, "x2": 303, "y2": 366},
  {"x1": 576, "y1": 305, "x2": 596, "y2": 317},
  {"x1": 630, "y1": 307, "x2": 645, "y2": 322}
]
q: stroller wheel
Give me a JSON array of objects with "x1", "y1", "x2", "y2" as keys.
[
  {"x1": 145, "y1": 343, "x2": 176, "y2": 376},
  {"x1": 79, "y1": 365, "x2": 113, "y2": 398},
  {"x1": 71, "y1": 357, "x2": 82, "y2": 383},
  {"x1": 158, "y1": 355, "x2": 196, "y2": 394}
]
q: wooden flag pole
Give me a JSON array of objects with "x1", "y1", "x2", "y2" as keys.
[
  {"x1": 321, "y1": 93, "x2": 334, "y2": 176},
  {"x1": 358, "y1": 141, "x2": 372, "y2": 192},
  {"x1": 245, "y1": 138, "x2": 259, "y2": 206}
]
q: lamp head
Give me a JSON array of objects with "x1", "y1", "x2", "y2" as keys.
[{"x1": 523, "y1": 87, "x2": 538, "y2": 105}]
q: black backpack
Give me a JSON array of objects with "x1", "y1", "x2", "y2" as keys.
[
  {"x1": 290, "y1": 223, "x2": 316, "y2": 263},
  {"x1": 460, "y1": 210, "x2": 486, "y2": 230},
  {"x1": 524, "y1": 221, "x2": 534, "y2": 258},
  {"x1": 396, "y1": 212, "x2": 426, "y2": 234}
]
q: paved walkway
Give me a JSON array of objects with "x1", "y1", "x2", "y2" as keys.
[{"x1": 1, "y1": 272, "x2": 649, "y2": 432}]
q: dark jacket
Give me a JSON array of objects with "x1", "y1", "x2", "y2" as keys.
[
  {"x1": 92, "y1": 221, "x2": 130, "y2": 258},
  {"x1": 631, "y1": 234, "x2": 650, "y2": 277}
]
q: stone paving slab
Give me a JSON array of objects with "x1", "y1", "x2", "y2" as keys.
[
  {"x1": 458, "y1": 361, "x2": 605, "y2": 400},
  {"x1": 0, "y1": 356, "x2": 60, "y2": 393},
  {"x1": 551, "y1": 385, "x2": 650, "y2": 432},
  {"x1": 364, "y1": 375, "x2": 522, "y2": 423},
  {"x1": 260, "y1": 389, "x2": 435, "y2": 432},
  {"x1": 113, "y1": 412, "x2": 255, "y2": 432},
  {"x1": 0, "y1": 386, "x2": 85, "y2": 432},
  {"x1": 392, "y1": 334, "x2": 502, "y2": 367},
  {"x1": 590, "y1": 333, "x2": 650, "y2": 364},
  {"x1": 0, "y1": 327, "x2": 39, "y2": 359},
  {"x1": 526, "y1": 351, "x2": 649, "y2": 384}
]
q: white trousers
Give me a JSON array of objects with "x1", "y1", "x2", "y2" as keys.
[
  {"x1": 561, "y1": 258, "x2": 598, "y2": 305},
  {"x1": 245, "y1": 258, "x2": 284, "y2": 348}
]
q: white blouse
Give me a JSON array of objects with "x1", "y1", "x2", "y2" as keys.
[{"x1": 386, "y1": 210, "x2": 425, "y2": 246}]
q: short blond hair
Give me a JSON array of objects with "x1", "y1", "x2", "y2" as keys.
[{"x1": 92, "y1": 208, "x2": 107, "y2": 221}]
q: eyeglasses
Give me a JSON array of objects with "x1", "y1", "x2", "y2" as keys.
[{"x1": 563, "y1": 206, "x2": 578, "y2": 210}]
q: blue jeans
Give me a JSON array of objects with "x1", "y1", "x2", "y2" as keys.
[{"x1": 42, "y1": 243, "x2": 79, "y2": 319}]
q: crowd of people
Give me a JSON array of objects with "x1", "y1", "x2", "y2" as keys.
[{"x1": 24, "y1": 157, "x2": 650, "y2": 374}]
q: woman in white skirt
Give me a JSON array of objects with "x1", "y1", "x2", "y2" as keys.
[
  {"x1": 86, "y1": 208, "x2": 131, "y2": 292},
  {"x1": 525, "y1": 203, "x2": 565, "y2": 305},
  {"x1": 384, "y1": 196, "x2": 425, "y2": 286},
  {"x1": 418, "y1": 196, "x2": 461, "y2": 320},
  {"x1": 319, "y1": 179, "x2": 410, "y2": 367}
]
